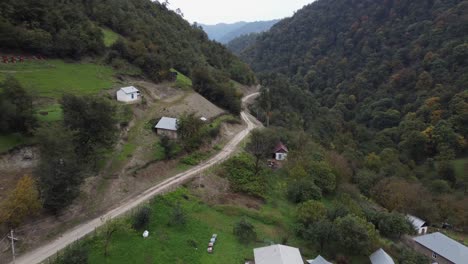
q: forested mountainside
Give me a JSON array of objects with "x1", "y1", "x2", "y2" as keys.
[
  {"x1": 244, "y1": 0, "x2": 468, "y2": 224},
  {"x1": 201, "y1": 19, "x2": 279, "y2": 44},
  {"x1": 0, "y1": 0, "x2": 255, "y2": 88},
  {"x1": 218, "y1": 19, "x2": 280, "y2": 44},
  {"x1": 227, "y1": 33, "x2": 261, "y2": 55}
]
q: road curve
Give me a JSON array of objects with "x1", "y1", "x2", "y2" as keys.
[{"x1": 13, "y1": 93, "x2": 260, "y2": 264}]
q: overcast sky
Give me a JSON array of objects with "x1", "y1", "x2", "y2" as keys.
[{"x1": 168, "y1": 0, "x2": 314, "y2": 25}]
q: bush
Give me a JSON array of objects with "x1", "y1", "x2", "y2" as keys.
[
  {"x1": 169, "y1": 202, "x2": 187, "y2": 227},
  {"x1": 52, "y1": 243, "x2": 89, "y2": 264},
  {"x1": 132, "y1": 207, "x2": 151, "y2": 230},
  {"x1": 233, "y1": 218, "x2": 257, "y2": 244},
  {"x1": 287, "y1": 179, "x2": 322, "y2": 203}
]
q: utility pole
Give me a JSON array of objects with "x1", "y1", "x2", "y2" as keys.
[{"x1": 8, "y1": 229, "x2": 19, "y2": 264}]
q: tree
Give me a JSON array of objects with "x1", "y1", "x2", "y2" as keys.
[
  {"x1": 377, "y1": 212, "x2": 411, "y2": 239},
  {"x1": 159, "y1": 135, "x2": 179, "y2": 160},
  {"x1": 61, "y1": 95, "x2": 118, "y2": 163},
  {"x1": 177, "y1": 112, "x2": 204, "y2": 152},
  {"x1": 0, "y1": 76, "x2": 37, "y2": 134},
  {"x1": 36, "y1": 125, "x2": 83, "y2": 214},
  {"x1": 297, "y1": 200, "x2": 327, "y2": 225},
  {"x1": 102, "y1": 218, "x2": 130, "y2": 257},
  {"x1": 0, "y1": 175, "x2": 41, "y2": 227},
  {"x1": 287, "y1": 179, "x2": 322, "y2": 203},
  {"x1": 309, "y1": 162, "x2": 336, "y2": 193},
  {"x1": 132, "y1": 206, "x2": 151, "y2": 230},
  {"x1": 303, "y1": 219, "x2": 335, "y2": 252},
  {"x1": 246, "y1": 129, "x2": 275, "y2": 174},
  {"x1": 233, "y1": 218, "x2": 256, "y2": 244},
  {"x1": 334, "y1": 215, "x2": 379, "y2": 255}
]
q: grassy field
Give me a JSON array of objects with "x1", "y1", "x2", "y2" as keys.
[
  {"x1": 171, "y1": 69, "x2": 192, "y2": 90},
  {"x1": 453, "y1": 157, "x2": 467, "y2": 182},
  {"x1": 102, "y1": 28, "x2": 120, "y2": 47},
  {"x1": 36, "y1": 104, "x2": 63, "y2": 123},
  {"x1": 0, "y1": 134, "x2": 29, "y2": 153},
  {"x1": 0, "y1": 60, "x2": 116, "y2": 98}
]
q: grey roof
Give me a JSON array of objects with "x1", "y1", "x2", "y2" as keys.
[
  {"x1": 307, "y1": 255, "x2": 332, "y2": 264},
  {"x1": 406, "y1": 214, "x2": 426, "y2": 229},
  {"x1": 370, "y1": 249, "x2": 395, "y2": 264},
  {"x1": 120, "y1": 86, "x2": 139, "y2": 94},
  {"x1": 413, "y1": 232, "x2": 468, "y2": 264},
  {"x1": 254, "y1": 244, "x2": 304, "y2": 264},
  {"x1": 155, "y1": 117, "x2": 178, "y2": 131}
]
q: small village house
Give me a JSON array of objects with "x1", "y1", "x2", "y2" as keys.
[
  {"x1": 116, "y1": 86, "x2": 141, "y2": 103},
  {"x1": 369, "y1": 248, "x2": 395, "y2": 264},
  {"x1": 410, "y1": 232, "x2": 468, "y2": 264},
  {"x1": 307, "y1": 255, "x2": 332, "y2": 264},
  {"x1": 406, "y1": 215, "x2": 428, "y2": 235},
  {"x1": 253, "y1": 244, "x2": 304, "y2": 264},
  {"x1": 273, "y1": 142, "x2": 288, "y2": 161},
  {"x1": 155, "y1": 117, "x2": 178, "y2": 139}
]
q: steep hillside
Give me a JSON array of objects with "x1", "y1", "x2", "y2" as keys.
[
  {"x1": 227, "y1": 33, "x2": 261, "y2": 55},
  {"x1": 219, "y1": 19, "x2": 279, "y2": 44},
  {"x1": 0, "y1": 0, "x2": 255, "y2": 86},
  {"x1": 201, "y1": 22, "x2": 248, "y2": 41},
  {"x1": 244, "y1": 0, "x2": 468, "y2": 223},
  {"x1": 202, "y1": 19, "x2": 279, "y2": 44}
]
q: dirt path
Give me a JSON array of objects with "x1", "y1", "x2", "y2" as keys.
[{"x1": 13, "y1": 93, "x2": 260, "y2": 264}]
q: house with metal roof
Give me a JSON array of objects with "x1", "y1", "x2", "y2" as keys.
[
  {"x1": 406, "y1": 214, "x2": 428, "y2": 235},
  {"x1": 273, "y1": 142, "x2": 289, "y2": 161},
  {"x1": 369, "y1": 248, "x2": 395, "y2": 264},
  {"x1": 155, "y1": 117, "x2": 178, "y2": 139},
  {"x1": 254, "y1": 244, "x2": 304, "y2": 264},
  {"x1": 116, "y1": 86, "x2": 141, "y2": 103},
  {"x1": 307, "y1": 255, "x2": 332, "y2": 264},
  {"x1": 411, "y1": 232, "x2": 468, "y2": 264}
]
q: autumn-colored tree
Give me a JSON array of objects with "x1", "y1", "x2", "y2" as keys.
[{"x1": 0, "y1": 175, "x2": 42, "y2": 227}]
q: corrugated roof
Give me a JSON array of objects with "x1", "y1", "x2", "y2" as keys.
[
  {"x1": 307, "y1": 255, "x2": 332, "y2": 264},
  {"x1": 274, "y1": 142, "x2": 288, "y2": 153},
  {"x1": 120, "y1": 86, "x2": 139, "y2": 94},
  {"x1": 155, "y1": 117, "x2": 178, "y2": 131},
  {"x1": 370, "y1": 249, "x2": 395, "y2": 264},
  {"x1": 406, "y1": 214, "x2": 426, "y2": 229},
  {"x1": 413, "y1": 232, "x2": 468, "y2": 264},
  {"x1": 254, "y1": 244, "x2": 303, "y2": 264}
]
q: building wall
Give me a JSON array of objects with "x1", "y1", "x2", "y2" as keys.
[
  {"x1": 157, "y1": 129, "x2": 177, "y2": 139},
  {"x1": 417, "y1": 227, "x2": 428, "y2": 235},
  {"x1": 117, "y1": 90, "x2": 140, "y2": 103},
  {"x1": 275, "y1": 152, "x2": 287, "y2": 160},
  {"x1": 409, "y1": 241, "x2": 454, "y2": 264}
]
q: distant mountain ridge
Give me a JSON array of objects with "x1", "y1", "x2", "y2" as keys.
[{"x1": 201, "y1": 19, "x2": 279, "y2": 44}]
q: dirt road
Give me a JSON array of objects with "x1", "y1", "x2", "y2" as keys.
[{"x1": 13, "y1": 93, "x2": 260, "y2": 264}]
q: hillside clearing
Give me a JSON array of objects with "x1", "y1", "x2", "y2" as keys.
[
  {"x1": 101, "y1": 28, "x2": 120, "y2": 47},
  {"x1": 0, "y1": 60, "x2": 116, "y2": 98}
]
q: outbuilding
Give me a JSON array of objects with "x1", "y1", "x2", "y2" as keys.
[
  {"x1": 155, "y1": 117, "x2": 178, "y2": 139},
  {"x1": 307, "y1": 255, "x2": 332, "y2": 264},
  {"x1": 411, "y1": 232, "x2": 468, "y2": 264},
  {"x1": 116, "y1": 86, "x2": 141, "y2": 103},
  {"x1": 406, "y1": 214, "x2": 428, "y2": 235},
  {"x1": 369, "y1": 248, "x2": 395, "y2": 264},
  {"x1": 254, "y1": 244, "x2": 304, "y2": 264},
  {"x1": 273, "y1": 142, "x2": 289, "y2": 161}
]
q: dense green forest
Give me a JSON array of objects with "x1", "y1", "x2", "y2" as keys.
[
  {"x1": 242, "y1": 0, "x2": 468, "y2": 228},
  {"x1": 0, "y1": 0, "x2": 255, "y2": 111},
  {"x1": 227, "y1": 33, "x2": 260, "y2": 56}
]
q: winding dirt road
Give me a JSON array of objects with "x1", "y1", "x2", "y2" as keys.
[{"x1": 13, "y1": 93, "x2": 260, "y2": 264}]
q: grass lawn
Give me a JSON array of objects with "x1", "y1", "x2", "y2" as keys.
[
  {"x1": 101, "y1": 28, "x2": 120, "y2": 47},
  {"x1": 0, "y1": 60, "x2": 116, "y2": 98},
  {"x1": 36, "y1": 104, "x2": 63, "y2": 123},
  {"x1": 86, "y1": 188, "x2": 274, "y2": 264},
  {"x1": 0, "y1": 134, "x2": 31, "y2": 153},
  {"x1": 171, "y1": 69, "x2": 192, "y2": 90}
]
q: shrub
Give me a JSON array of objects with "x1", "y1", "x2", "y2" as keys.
[
  {"x1": 287, "y1": 179, "x2": 322, "y2": 203},
  {"x1": 233, "y1": 218, "x2": 257, "y2": 244},
  {"x1": 53, "y1": 243, "x2": 89, "y2": 264},
  {"x1": 132, "y1": 206, "x2": 151, "y2": 230}
]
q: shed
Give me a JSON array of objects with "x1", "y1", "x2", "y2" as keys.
[
  {"x1": 254, "y1": 244, "x2": 303, "y2": 264},
  {"x1": 155, "y1": 117, "x2": 178, "y2": 139},
  {"x1": 307, "y1": 255, "x2": 332, "y2": 264},
  {"x1": 406, "y1": 214, "x2": 428, "y2": 235},
  {"x1": 116, "y1": 86, "x2": 141, "y2": 103},
  {"x1": 273, "y1": 142, "x2": 289, "y2": 161},
  {"x1": 370, "y1": 248, "x2": 395, "y2": 264},
  {"x1": 412, "y1": 232, "x2": 468, "y2": 264}
]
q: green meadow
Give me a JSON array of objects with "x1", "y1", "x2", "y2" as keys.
[{"x1": 0, "y1": 59, "x2": 116, "y2": 98}]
